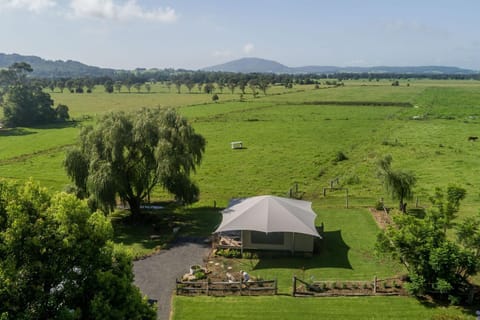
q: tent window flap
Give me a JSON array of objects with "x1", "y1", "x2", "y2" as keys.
[{"x1": 251, "y1": 231, "x2": 284, "y2": 245}]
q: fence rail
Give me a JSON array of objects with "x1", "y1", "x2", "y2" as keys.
[{"x1": 176, "y1": 279, "x2": 277, "y2": 296}]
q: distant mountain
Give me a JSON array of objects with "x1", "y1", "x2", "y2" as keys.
[
  {"x1": 0, "y1": 53, "x2": 116, "y2": 78},
  {"x1": 203, "y1": 57, "x2": 478, "y2": 75},
  {"x1": 202, "y1": 57, "x2": 291, "y2": 73}
]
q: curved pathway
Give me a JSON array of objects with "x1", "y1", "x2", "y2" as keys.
[{"x1": 133, "y1": 237, "x2": 210, "y2": 320}]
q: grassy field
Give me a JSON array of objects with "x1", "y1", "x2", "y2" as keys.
[
  {"x1": 172, "y1": 296, "x2": 474, "y2": 320},
  {"x1": 2, "y1": 79, "x2": 480, "y2": 318}
]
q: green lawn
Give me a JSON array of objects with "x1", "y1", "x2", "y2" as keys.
[{"x1": 172, "y1": 296, "x2": 475, "y2": 320}]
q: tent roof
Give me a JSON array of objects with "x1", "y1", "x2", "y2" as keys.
[{"x1": 214, "y1": 195, "x2": 320, "y2": 238}]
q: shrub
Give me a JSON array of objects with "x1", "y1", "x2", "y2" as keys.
[
  {"x1": 332, "y1": 151, "x2": 348, "y2": 164},
  {"x1": 375, "y1": 200, "x2": 384, "y2": 210},
  {"x1": 216, "y1": 248, "x2": 241, "y2": 258},
  {"x1": 195, "y1": 271, "x2": 206, "y2": 280}
]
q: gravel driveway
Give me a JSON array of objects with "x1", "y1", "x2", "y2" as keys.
[{"x1": 133, "y1": 237, "x2": 210, "y2": 320}]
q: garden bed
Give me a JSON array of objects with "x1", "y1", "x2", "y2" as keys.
[{"x1": 293, "y1": 276, "x2": 407, "y2": 297}]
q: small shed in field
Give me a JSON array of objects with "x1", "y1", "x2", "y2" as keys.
[{"x1": 214, "y1": 195, "x2": 321, "y2": 253}]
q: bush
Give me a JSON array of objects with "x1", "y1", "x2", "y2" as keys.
[
  {"x1": 332, "y1": 151, "x2": 348, "y2": 164},
  {"x1": 216, "y1": 248, "x2": 241, "y2": 258},
  {"x1": 375, "y1": 200, "x2": 384, "y2": 210},
  {"x1": 195, "y1": 271, "x2": 206, "y2": 280}
]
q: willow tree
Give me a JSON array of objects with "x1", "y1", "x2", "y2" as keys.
[
  {"x1": 377, "y1": 155, "x2": 416, "y2": 213},
  {"x1": 64, "y1": 107, "x2": 206, "y2": 217}
]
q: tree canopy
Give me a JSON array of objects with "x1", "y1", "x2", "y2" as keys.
[
  {"x1": 64, "y1": 107, "x2": 206, "y2": 216},
  {"x1": 0, "y1": 179, "x2": 156, "y2": 319},
  {"x1": 376, "y1": 186, "x2": 478, "y2": 304},
  {"x1": 377, "y1": 155, "x2": 416, "y2": 213},
  {"x1": 0, "y1": 63, "x2": 69, "y2": 127}
]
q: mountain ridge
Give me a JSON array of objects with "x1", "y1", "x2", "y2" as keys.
[
  {"x1": 0, "y1": 53, "x2": 116, "y2": 78},
  {"x1": 0, "y1": 53, "x2": 477, "y2": 77},
  {"x1": 203, "y1": 57, "x2": 478, "y2": 74}
]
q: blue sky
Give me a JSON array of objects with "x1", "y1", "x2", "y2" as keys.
[{"x1": 0, "y1": 0, "x2": 479, "y2": 70}]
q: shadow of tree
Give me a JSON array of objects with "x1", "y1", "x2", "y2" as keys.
[
  {"x1": 253, "y1": 230, "x2": 352, "y2": 270},
  {"x1": 0, "y1": 128, "x2": 36, "y2": 136}
]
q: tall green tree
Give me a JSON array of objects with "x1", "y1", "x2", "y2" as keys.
[
  {"x1": 1, "y1": 63, "x2": 70, "y2": 127},
  {"x1": 64, "y1": 107, "x2": 206, "y2": 217},
  {"x1": 430, "y1": 185, "x2": 466, "y2": 233},
  {"x1": 377, "y1": 155, "x2": 416, "y2": 213},
  {"x1": 0, "y1": 179, "x2": 156, "y2": 319},
  {"x1": 376, "y1": 187, "x2": 478, "y2": 302}
]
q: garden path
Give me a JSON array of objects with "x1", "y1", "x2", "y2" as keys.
[{"x1": 133, "y1": 237, "x2": 210, "y2": 320}]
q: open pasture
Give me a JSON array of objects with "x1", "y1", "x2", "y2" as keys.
[
  {"x1": 2, "y1": 80, "x2": 480, "y2": 211},
  {"x1": 2, "y1": 79, "x2": 480, "y2": 319}
]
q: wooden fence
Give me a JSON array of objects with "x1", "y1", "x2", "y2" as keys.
[
  {"x1": 292, "y1": 276, "x2": 406, "y2": 297},
  {"x1": 176, "y1": 278, "x2": 277, "y2": 296}
]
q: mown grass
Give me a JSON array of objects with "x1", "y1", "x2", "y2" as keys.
[{"x1": 172, "y1": 296, "x2": 475, "y2": 320}]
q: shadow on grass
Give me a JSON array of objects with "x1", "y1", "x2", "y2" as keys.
[
  {"x1": 0, "y1": 127, "x2": 36, "y2": 136},
  {"x1": 253, "y1": 230, "x2": 352, "y2": 270},
  {"x1": 416, "y1": 295, "x2": 478, "y2": 318},
  {"x1": 111, "y1": 205, "x2": 221, "y2": 257},
  {"x1": 30, "y1": 121, "x2": 79, "y2": 130}
]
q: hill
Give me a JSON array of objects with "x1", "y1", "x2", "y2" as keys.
[
  {"x1": 202, "y1": 57, "x2": 291, "y2": 73},
  {"x1": 0, "y1": 53, "x2": 116, "y2": 78},
  {"x1": 203, "y1": 57, "x2": 478, "y2": 75}
]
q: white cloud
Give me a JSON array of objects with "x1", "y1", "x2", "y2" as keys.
[
  {"x1": 0, "y1": 0, "x2": 56, "y2": 13},
  {"x1": 69, "y1": 0, "x2": 178, "y2": 22},
  {"x1": 243, "y1": 43, "x2": 254, "y2": 55}
]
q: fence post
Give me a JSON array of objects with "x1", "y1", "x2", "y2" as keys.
[
  {"x1": 345, "y1": 188, "x2": 349, "y2": 208},
  {"x1": 274, "y1": 278, "x2": 278, "y2": 295},
  {"x1": 292, "y1": 275, "x2": 296, "y2": 296},
  {"x1": 373, "y1": 276, "x2": 377, "y2": 294},
  {"x1": 206, "y1": 279, "x2": 209, "y2": 296},
  {"x1": 240, "y1": 277, "x2": 243, "y2": 295}
]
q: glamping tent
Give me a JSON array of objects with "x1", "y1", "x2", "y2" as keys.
[{"x1": 214, "y1": 195, "x2": 321, "y2": 253}]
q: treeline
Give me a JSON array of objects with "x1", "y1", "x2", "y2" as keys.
[{"x1": 31, "y1": 69, "x2": 480, "y2": 96}]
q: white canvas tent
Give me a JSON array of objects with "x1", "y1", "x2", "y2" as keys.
[{"x1": 214, "y1": 195, "x2": 321, "y2": 253}]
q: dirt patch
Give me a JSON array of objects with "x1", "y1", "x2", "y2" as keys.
[{"x1": 369, "y1": 208, "x2": 392, "y2": 229}]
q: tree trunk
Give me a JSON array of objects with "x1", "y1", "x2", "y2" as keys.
[
  {"x1": 399, "y1": 201, "x2": 407, "y2": 213},
  {"x1": 127, "y1": 197, "x2": 142, "y2": 218}
]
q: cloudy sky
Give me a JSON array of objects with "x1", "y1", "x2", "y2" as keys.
[{"x1": 0, "y1": 0, "x2": 479, "y2": 70}]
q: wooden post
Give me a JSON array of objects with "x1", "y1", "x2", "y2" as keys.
[
  {"x1": 292, "y1": 276, "x2": 296, "y2": 296},
  {"x1": 323, "y1": 187, "x2": 327, "y2": 196},
  {"x1": 240, "y1": 230, "x2": 244, "y2": 255},
  {"x1": 274, "y1": 278, "x2": 278, "y2": 295},
  {"x1": 415, "y1": 197, "x2": 419, "y2": 208},
  {"x1": 345, "y1": 188, "x2": 349, "y2": 208},
  {"x1": 206, "y1": 279, "x2": 209, "y2": 296},
  {"x1": 373, "y1": 276, "x2": 377, "y2": 294},
  {"x1": 240, "y1": 277, "x2": 243, "y2": 295}
]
